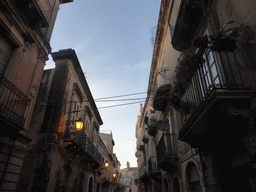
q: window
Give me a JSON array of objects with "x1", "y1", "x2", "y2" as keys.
[
  {"x1": 0, "y1": 34, "x2": 14, "y2": 74},
  {"x1": 187, "y1": 163, "x2": 202, "y2": 192},
  {"x1": 202, "y1": 51, "x2": 220, "y2": 89}
]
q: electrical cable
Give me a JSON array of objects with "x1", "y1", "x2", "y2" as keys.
[
  {"x1": 97, "y1": 91, "x2": 170, "y2": 109},
  {"x1": 94, "y1": 92, "x2": 148, "y2": 100},
  {"x1": 44, "y1": 88, "x2": 169, "y2": 110},
  {"x1": 95, "y1": 97, "x2": 153, "y2": 102},
  {"x1": 98, "y1": 101, "x2": 148, "y2": 109},
  {"x1": 47, "y1": 91, "x2": 149, "y2": 104}
]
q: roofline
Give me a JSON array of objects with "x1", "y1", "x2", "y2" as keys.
[{"x1": 51, "y1": 49, "x2": 103, "y2": 125}]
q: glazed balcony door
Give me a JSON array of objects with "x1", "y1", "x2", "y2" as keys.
[{"x1": 0, "y1": 35, "x2": 13, "y2": 75}]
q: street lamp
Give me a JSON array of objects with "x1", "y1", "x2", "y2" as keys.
[
  {"x1": 75, "y1": 118, "x2": 84, "y2": 131},
  {"x1": 104, "y1": 161, "x2": 109, "y2": 168},
  {"x1": 65, "y1": 118, "x2": 84, "y2": 136}
]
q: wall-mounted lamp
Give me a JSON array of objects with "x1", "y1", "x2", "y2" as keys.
[
  {"x1": 65, "y1": 118, "x2": 83, "y2": 136},
  {"x1": 113, "y1": 173, "x2": 117, "y2": 178},
  {"x1": 96, "y1": 161, "x2": 110, "y2": 175},
  {"x1": 104, "y1": 161, "x2": 109, "y2": 168},
  {"x1": 75, "y1": 118, "x2": 84, "y2": 131}
]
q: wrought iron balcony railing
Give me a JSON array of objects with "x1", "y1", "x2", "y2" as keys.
[
  {"x1": 148, "y1": 156, "x2": 158, "y2": 172},
  {"x1": 74, "y1": 132, "x2": 103, "y2": 164},
  {"x1": 156, "y1": 134, "x2": 178, "y2": 173},
  {"x1": 148, "y1": 156, "x2": 161, "y2": 180},
  {"x1": 0, "y1": 74, "x2": 30, "y2": 127},
  {"x1": 177, "y1": 50, "x2": 250, "y2": 131}
]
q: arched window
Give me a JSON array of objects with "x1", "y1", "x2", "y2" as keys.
[
  {"x1": 173, "y1": 177, "x2": 180, "y2": 192},
  {"x1": 164, "y1": 178, "x2": 169, "y2": 192},
  {"x1": 187, "y1": 163, "x2": 202, "y2": 192},
  {"x1": 88, "y1": 177, "x2": 93, "y2": 192},
  {"x1": 78, "y1": 172, "x2": 85, "y2": 192},
  {"x1": 96, "y1": 183, "x2": 100, "y2": 192},
  {"x1": 60, "y1": 164, "x2": 72, "y2": 192},
  {"x1": 54, "y1": 172, "x2": 60, "y2": 192}
]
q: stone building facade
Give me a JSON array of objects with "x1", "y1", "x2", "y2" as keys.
[
  {"x1": 120, "y1": 164, "x2": 138, "y2": 192},
  {"x1": 0, "y1": 0, "x2": 72, "y2": 191},
  {"x1": 99, "y1": 131, "x2": 121, "y2": 192},
  {"x1": 17, "y1": 49, "x2": 119, "y2": 192},
  {"x1": 136, "y1": 0, "x2": 256, "y2": 191}
]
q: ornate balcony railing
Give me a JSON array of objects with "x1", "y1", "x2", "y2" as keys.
[
  {"x1": 0, "y1": 74, "x2": 30, "y2": 127},
  {"x1": 148, "y1": 156, "x2": 161, "y2": 180},
  {"x1": 156, "y1": 134, "x2": 178, "y2": 173},
  {"x1": 177, "y1": 50, "x2": 250, "y2": 131},
  {"x1": 74, "y1": 132, "x2": 102, "y2": 164},
  {"x1": 63, "y1": 132, "x2": 102, "y2": 168}
]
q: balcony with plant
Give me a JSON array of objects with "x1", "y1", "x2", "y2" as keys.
[{"x1": 173, "y1": 48, "x2": 252, "y2": 152}]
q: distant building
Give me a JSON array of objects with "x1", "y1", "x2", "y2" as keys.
[
  {"x1": 120, "y1": 163, "x2": 138, "y2": 192},
  {"x1": 100, "y1": 131, "x2": 121, "y2": 192},
  {"x1": 0, "y1": 0, "x2": 72, "y2": 191}
]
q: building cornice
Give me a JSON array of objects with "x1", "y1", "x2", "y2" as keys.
[
  {"x1": 143, "y1": 0, "x2": 172, "y2": 118},
  {"x1": 51, "y1": 49, "x2": 103, "y2": 125}
]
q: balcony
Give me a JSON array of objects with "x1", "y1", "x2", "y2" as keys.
[
  {"x1": 148, "y1": 156, "x2": 161, "y2": 180},
  {"x1": 138, "y1": 162, "x2": 149, "y2": 183},
  {"x1": 0, "y1": 74, "x2": 31, "y2": 131},
  {"x1": 153, "y1": 84, "x2": 171, "y2": 112},
  {"x1": 138, "y1": 144, "x2": 145, "y2": 151},
  {"x1": 177, "y1": 50, "x2": 252, "y2": 152},
  {"x1": 148, "y1": 122, "x2": 157, "y2": 137},
  {"x1": 153, "y1": 67, "x2": 171, "y2": 112},
  {"x1": 101, "y1": 169, "x2": 111, "y2": 186},
  {"x1": 62, "y1": 132, "x2": 103, "y2": 169},
  {"x1": 156, "y1": 134, "x2": 178, "y2": 173},
  {"x1": 16, "y1": 0, "x2": 52, "y2": 28}
]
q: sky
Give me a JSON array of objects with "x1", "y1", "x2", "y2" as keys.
[{"x1": 46, "y1": 0, "x2": 161, "y2": 169}]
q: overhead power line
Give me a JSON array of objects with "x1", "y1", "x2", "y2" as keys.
[
  {"x1": 44, "y1": 90, "x2": 169, "y2": 109},
  {"x1": 95, "y1": 97, "x2": 148, "y2": 102},
  {"x1": 98, "y1": 101, "x2": 147, "y2": 109},
  {"x1": 94, "y1": 91, "x2": 147, "y2": 100}
]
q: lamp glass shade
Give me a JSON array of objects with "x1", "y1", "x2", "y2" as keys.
[
  {"x1": 75, "y1": 120, "x2": 84, "y2": 131},
  {"x1": 113, "y1": 173, "x2": 116, "y2": 178},
  {"x1": 105, "y1": 162, "x2": 109, "y2": 168}
]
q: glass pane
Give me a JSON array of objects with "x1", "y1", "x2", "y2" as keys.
[
  {"x1": 210, "y1": 64, "x2": 218, "y2": 79},
  {"x1": 214, "y1": 78, "x2": 220, "y2": 87},
  {"x1": 208, "y1": 52, "x2": 215, "y2": 66}
]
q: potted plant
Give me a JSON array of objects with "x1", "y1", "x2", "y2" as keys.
[
  {"x1": 193, "y1": 21, "x2": 249, "y2": 52},
  {"x1": 170, "y1": 53, "x2": 203, "y2": 98},
  {"x1": 148, "y1": 122, "x2": 157, "y2": 137}
]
